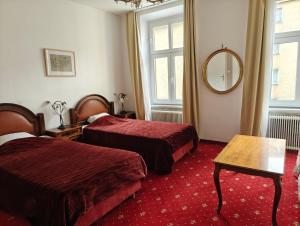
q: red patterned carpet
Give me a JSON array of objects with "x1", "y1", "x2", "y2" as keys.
[
  {"x1": 98, "y1": 142, "x2": 300, "y2": 226},
  {"x1": 0, "y1": 142, "x2": 299, "y2": 226}
]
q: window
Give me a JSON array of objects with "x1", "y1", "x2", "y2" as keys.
[
  {"x1": 270, "y1": 0, "x2": 300, "y2": 107},
  {"x1": 149, "y1": 17, "x2": 184, "y2": 105},
  {"x1": 273, "y1": 44, "x2": 280, "y2": 55},
  {"x1": 276, "y1": 7, "x2": 283, "y2": 23},
  {"x1": 272, "y1": 69, "x2": 279, "y2": 85}
]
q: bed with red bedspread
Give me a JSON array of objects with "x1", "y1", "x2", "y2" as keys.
[
  {"x1": 0, "y1": 137, "x2": 146, "y2": 226},
  {"x1": 83, "y1": 116, "x2": 199, "y2": 174}
]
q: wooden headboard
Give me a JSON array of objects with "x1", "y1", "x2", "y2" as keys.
[
  {"x1": 0, "y1": 103, "x2": 45, "y2": 136},
  {"x1": 69, "y1": 94, "x2": 114, "y2": 125}
]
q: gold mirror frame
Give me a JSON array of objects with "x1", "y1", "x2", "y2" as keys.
[{"x1": 202, "y1": 48, "x2": 243, "y2": 94}]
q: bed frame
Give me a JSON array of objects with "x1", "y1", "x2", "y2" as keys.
[
  {"x1": 0, "y1": 103, "x2": 141, "y2": 226},
  {"x1": 0, "y1": 103, "x2": 45, "y2": 136},
  {"x1": 69, "y1": 94, "x2": 114, "y2": 125}
]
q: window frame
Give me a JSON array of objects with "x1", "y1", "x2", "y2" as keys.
[
  {"x1": 149, "y1": 15, "x2": 184, "y2": 106},
  {"x1": 173, "y1": 52, "x2": 184, "y2": 101},
  {"x1": 270, "y1": 30, "x2": 300, "y2": 108},
  {"x1": 276, "y1": 7, "x2": 283, "y2": 24},
  {"x1": 273, "y1": 43, "x2": 280, "y2": 55},
  {"x1": 272, "y1": 68, "x2": 279, "y2": 85}
]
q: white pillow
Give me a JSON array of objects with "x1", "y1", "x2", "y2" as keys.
[
  {"x1": 87, "y1": 113, "x2": 110, "y2": 123},
  {"x1": 0, "y1": 132, "x2": 35, "y2": 146}
]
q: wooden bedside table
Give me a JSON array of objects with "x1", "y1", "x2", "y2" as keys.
[
  {"x1": 45, "y1": 125, "x2": 82, "y2": 141},
  {"x1": 114, "y1": 111, "x2": 136, "y2": 119}
]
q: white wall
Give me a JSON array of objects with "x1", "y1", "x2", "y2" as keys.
[
  {"x1": 0, "y1": 0, "x2": 128, "y2": 128},
  {"x1": 195, "y1": 0, "x2": 249, "y2": 142}
]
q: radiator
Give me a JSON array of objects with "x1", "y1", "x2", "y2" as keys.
[
  {"x1": 267, "y1": 112, "x2": 300, "y2": 150},
  {"x1": 151, "y1": 110, "x2": 183, "y2": 123}
]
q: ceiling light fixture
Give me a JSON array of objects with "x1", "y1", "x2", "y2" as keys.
[{"x1": 114, "y1": 0, "x2": 164, "y2": 9}]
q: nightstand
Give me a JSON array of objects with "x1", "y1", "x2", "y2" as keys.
[
  {"x1": 45, "y1": 125, "x2": 82, "y2": 141},
  {"x1": 114, "y1": 111, "x2": 136, "y2": 119}
]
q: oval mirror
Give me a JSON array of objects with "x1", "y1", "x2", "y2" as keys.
[{"x1": 202, "y1": 48, "x2": 243, "y2": 94}]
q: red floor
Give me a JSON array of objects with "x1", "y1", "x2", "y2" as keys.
[{"x1": 1, "y1": 142, "x2": 299, "y2": 226}]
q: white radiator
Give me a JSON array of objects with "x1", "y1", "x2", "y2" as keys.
[
  {"x1": 151, "y1": 110, "x2": 183, "y2": 123},
  {"x1": 267, "y1": 112, "x2": 300, "y2": 150}
]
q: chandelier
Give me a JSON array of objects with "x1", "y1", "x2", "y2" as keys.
[{"x1": 114, "y1": 0, "x2": 164, "y2": 8}]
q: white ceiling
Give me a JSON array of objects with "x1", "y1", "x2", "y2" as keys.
[{"x1": 70, "y1": 0, "x2": 153, "y2": 14}]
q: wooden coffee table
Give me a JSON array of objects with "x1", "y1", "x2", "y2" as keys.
[{"x1": 213, "y1": 135, "x2": 286, "y2": 226}]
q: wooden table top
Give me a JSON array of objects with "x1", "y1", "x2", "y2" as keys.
[{"x1": 213, "y1": 135, "x2": 286, "y2": 175}]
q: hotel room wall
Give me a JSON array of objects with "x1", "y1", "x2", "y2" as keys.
[
  {"x1": 0, "y1": 0, "x2": 127, "y2": 128},
  {"x1": 195, "y1": 0, "x2": 249, "y2": 142}
]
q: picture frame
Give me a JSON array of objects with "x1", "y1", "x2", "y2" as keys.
[{"x1": 44, "y1": 49, "x2": 76, "y2": 77}]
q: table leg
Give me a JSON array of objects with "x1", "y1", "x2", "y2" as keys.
[
  {"x1": 272, "y1": 176, "x2": 282, "y2": 226},
  {"x1": 213, "y1": 164, "x2": 222, "y2": 213}
]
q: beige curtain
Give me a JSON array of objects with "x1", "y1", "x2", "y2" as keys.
[
  {"x1": 240, "y1": 0, "x2": 274, "y2": 136},
  {"x1": 127, "y1": 12, "x2": 145, "y2": 120},
  {"x1": 182, "y1": 0, "x2": 201, "y2": 136}
]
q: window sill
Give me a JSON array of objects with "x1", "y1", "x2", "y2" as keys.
[{"x1": 269, "y1": 106, "x2": 300, "y2": 113}]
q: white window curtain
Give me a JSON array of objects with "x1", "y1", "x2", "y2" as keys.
[
  {"x1": 261, "y1": 0, "x2": 276, "y2": 136},
  {"x1": 138, "y1": 12, "x2": 152, "y2": 121}
]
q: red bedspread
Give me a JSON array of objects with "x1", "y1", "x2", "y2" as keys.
[
  {"x1": 84, "y1": 116, "x2": 199, "y2": 174},
  {"x1": 0, "y1": 137, "x2": 146, "y2": 226}
]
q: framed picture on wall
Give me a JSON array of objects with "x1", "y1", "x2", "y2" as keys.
[{"x1": 44, "y1": 49, "x2": 76, "y2": 77}]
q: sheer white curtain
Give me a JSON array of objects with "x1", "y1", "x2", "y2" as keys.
[
  {"x1": 138, "y1": 12, "x2": 152, "y2": 120},
  {"x1": 261, "y1": 0, "x2": 276, "y2": 136}
]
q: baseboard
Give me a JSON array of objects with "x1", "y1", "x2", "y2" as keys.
[{"x1": 199, "y1": 139, "x2": 227, "y2": 146}]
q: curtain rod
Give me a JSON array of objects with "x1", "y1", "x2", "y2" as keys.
[{"x1": 134, "y1": 0, "x2": 182, "y2": 12}]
